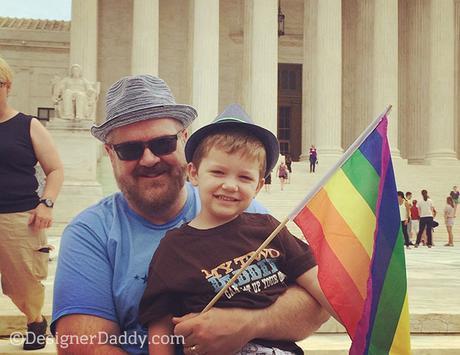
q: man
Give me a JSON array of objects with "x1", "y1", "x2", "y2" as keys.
[
  {"x1": 52, "y1": 75, "x2": 329, "y2": 354},
  {"x1": 450, "y1": 185, "x2": 459, "y2": 216},
  {"x1": 398, "y1": 191, "x2": 411, "y2": 249},
  {"x1": 405, "y1": 191, "x2": 414, "y2": 242}
]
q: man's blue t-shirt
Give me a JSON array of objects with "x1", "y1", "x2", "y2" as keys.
[{"x1": 51, "y1": 183, "x2": 267, "y2": 354}]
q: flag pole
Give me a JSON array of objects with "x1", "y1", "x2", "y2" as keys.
[
  {"x1": 201, "y1": 105, "x2": 392, "y2": 314},
  {"x1": 288, "y1": 105, "x2": 392, "y2": 220},
  {"x1": 201, "y1": 217, "x2": 290, "y2": 313}
]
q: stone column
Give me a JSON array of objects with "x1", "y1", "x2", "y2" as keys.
[
  {"x1": 242, "y1": 0, "x2": 278, "y2": 134},
  {"x1": 302, "y1": 0, "x2": 342, "y2": 160},
  {"x1": 54, "y1": 0, "x2": 102, "y2": 228},
  {"x1": 188, "y1": 0, "x2": 219, "y2": 130},
  {"x1": 131, "y1": 0, "x2": 159, "y2": 75},
  {"x1": 373, "y1": 0, "x2": 400, "y2": 158},
  {"x1": 70, "y1": 0, "x2": 98, "y2": 82},
  {"x1": 425, "y1": 0, "x2": 457, "y2": 163}
]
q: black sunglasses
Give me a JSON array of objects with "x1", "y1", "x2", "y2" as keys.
[{"x1": 111, "y1": 129, "x2": 184, "y2": 161}]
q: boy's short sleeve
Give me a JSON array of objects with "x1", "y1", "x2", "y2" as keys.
[
  {"x1": 138, "y1": 268, "x2": 178, "y2": 327},
  {"x1": 246, "y1": 199, "x2": 269, "y2": 214}
]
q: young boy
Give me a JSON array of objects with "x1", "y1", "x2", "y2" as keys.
[{"x1": 139, "y1": 104, "x2": 337, "y2": 355}]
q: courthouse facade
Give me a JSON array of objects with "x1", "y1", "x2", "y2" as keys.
[{"x1": 1, "y1": 0, "x2": 460, "y2": 163}]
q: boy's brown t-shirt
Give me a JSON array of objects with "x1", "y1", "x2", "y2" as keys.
[{"x1": 139, "y1": 213, "x2": 316, "y2": 353}]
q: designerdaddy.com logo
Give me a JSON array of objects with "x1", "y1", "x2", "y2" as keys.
[{"x1": 9, "y1": 331, "x2": 184, "y2": 349}]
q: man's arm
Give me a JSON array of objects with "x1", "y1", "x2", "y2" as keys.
[
  {"x1": 56, "y1": 315, "x2": 127, "y2": 355},
  {"x1": 52, "y1": 217, "x2": 123, "y2": 354},
  {"x1": 173, "y1": 285, "x2": 329, "y2": 355}
]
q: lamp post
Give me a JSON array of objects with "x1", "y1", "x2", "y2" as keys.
[{"x1": 278, "y1": 0, "x2": 285, "y2": 36}]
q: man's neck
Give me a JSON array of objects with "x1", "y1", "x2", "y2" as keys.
[{"x1": 129, "y1": 186, "x2": 189, "y2": 225}]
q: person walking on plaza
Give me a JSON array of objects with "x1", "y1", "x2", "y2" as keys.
[
  {"x1": 405, "y1": 191, "x2": 413, "y2": 241},
  {"x1": 444, "y1": 196, "x2": 455, "y2": 246},
  {"x1": 278, "y1": 161, "x2": 289, "y2": 190},
  {"x1": 309, "y1": 145, "x2": 317, "y2": 173},
  {"x1": 398, "y1": 191, "x2": 411, "y2": 249},
  {"x1": 264, "y1": 171, "x2": 272, "y2": 192},
  {"x1": 410, "y1": 199, "x2": 420, "y2": 241},
  {"x1": 285, "y1": 153, "x2": 292, "y2": 183},
  {"x1": 415, "y1": 189, "x2": 436, "y2": 248},
  {"x1": 450, "y1": 185, "x2": 459, "y2": 216},
  {"x1": 0, "y1": 57, "x2": 64, "y2": 350}
]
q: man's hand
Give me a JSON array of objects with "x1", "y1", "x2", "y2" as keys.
[
  {"x1": 172, "y1": 308, "x2": 253, "y2": 355},
  {"x1": 28, "y1": 204, "x2": 53, "y2": 230}
]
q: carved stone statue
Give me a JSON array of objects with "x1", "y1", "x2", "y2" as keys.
[{"x1": 52, "y1": 64, "x2": 100, "y2": 121}]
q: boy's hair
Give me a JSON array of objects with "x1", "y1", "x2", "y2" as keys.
[
  {"x1": 0, "y1": 57, "x2": 13, "y2": 84},
  {"x1": 191, "y1": 127, "x2": 266, "y2": 179}
]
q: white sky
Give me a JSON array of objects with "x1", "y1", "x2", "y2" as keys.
[{"x1": 0, "y1": 0, "x2": 71, "y2": 20}]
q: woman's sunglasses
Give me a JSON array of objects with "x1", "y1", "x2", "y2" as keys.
[{"x1": 111, "y1": 129, "x2": 184, "y2": 161}]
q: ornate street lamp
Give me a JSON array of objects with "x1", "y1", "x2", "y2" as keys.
[{"x1": 278, "y1": 0, "x2": 285, "y2": 37}]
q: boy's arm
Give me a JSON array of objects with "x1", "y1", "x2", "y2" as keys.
[
  {"x1": 296, "y1": 266, "x2": 341, "y2": 323},
  {"x1": 148, "y1": 316, "x2": 175, "y2": 355},
  {"x1": 173, "y1": 285, "x2": 329, "y2": 355}
]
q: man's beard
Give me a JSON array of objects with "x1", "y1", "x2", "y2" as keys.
[{"x1": 116, "y1": 161, "x2": 187, "y2": 218}]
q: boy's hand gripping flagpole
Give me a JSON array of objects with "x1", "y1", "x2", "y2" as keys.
[{"x1": 202, "y1": 105, "x2": 393, "y2": 314}]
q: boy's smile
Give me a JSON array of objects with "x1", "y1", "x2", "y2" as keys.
[{"x1": 188, "y1": 147, "x2": 264, "y2": 229}]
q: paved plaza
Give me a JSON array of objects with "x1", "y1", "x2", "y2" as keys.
[{"x1": 1, "y1": 159, "x2": 459, "y2": 354}]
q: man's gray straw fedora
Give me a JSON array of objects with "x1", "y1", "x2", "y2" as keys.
[{"x1": 91, "y1": 74, "x2": 197, "y2": 142}]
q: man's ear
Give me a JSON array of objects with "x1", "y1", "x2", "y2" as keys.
[
  {"x1": 104, "y1": 144, "x2": 116, "y2": 164},
  {"x1": 180, "y1": 128, "x2": 189, "y2": 144},
  {"x1": 187, "y1": 162, "x2": 199, "y2": 186}
]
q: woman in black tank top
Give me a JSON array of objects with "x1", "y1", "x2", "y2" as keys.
[{"x1": 0, "y1": 56, "x2": 64, "y2": 350}]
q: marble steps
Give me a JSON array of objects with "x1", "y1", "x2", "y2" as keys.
[
  {"x1": 297, "y1": 334, "x2": 460, "y2": 355},
  {"x1": 0, "y1": 335, "x2": 459, "y2": 355}
]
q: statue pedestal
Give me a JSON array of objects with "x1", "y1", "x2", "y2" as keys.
[{"x1": 47, "y1": 119, "x2": 103, "y2": 232}]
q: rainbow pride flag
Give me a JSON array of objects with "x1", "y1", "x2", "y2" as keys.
[{"x1": 289, "y1": 111, "x2": 411, "y2": 354}]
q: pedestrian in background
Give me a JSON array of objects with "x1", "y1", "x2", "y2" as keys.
[
  {"x1": 415, "y1": 189, "x2": 436, "y2": 248},
  {"x1": 0, "y1": 56, "x2": 64, "y2": 350},
  {"x1": 444, "y1": 196, "x2": 455, "y2": 246},
  {"x1": 309, "y1": 145, "x2": 317, "y2": 173}
]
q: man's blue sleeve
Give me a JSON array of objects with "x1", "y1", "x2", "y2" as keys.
[
  {"x1": 246, "y1": 199, "x2": 269, "y2": 214},
  {"x1": 51, "y1": 218, "x2": 117, "y2": 334}
]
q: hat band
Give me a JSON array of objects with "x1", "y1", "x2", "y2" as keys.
[{"x1": 215, "y1": 117, "x2": 248, "y2": 124}]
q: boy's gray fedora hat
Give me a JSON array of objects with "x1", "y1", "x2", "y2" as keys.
[
  {"x1": 185, "y1": 103, "x2": 280, "y2": 178},
  {"x1": 91, "y1": 74, "x2": 197, "y2": 142}
]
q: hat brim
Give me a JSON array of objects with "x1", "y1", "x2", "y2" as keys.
[
  {"x1": 91, "y1": 104, "x2": 197, "y2": 142},
  {"x1": 185, "y1": 121, "x2": 280, "y2": 178}
]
